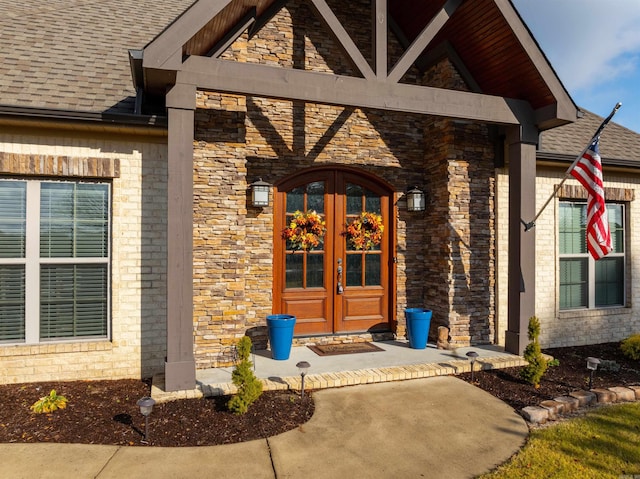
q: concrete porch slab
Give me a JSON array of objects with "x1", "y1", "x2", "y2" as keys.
[{"x1": 152, "y1": 340, "x2": 525, "y2": 402}]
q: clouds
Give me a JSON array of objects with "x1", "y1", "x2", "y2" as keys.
[
  {"x1": 512, "y1": 0, "x2": 640, "y2": 132},
  {"x1": 514, "y1": 0, "x2": 640, "y2": 90}
]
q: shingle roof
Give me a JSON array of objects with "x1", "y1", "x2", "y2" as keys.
[
  {"x1": 1, "y1": 0, "x2": 637, "y2": 165},
  {"x1": 0, "y1": 0, "x2": 193, "y2": 114},
  {"x1": 540, "y1": 109, "x2": 640, "y2": 162}
]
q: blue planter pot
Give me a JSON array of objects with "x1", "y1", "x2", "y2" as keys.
[
  {"x1": 405, "y1": 308, "x2": 432, "y2": 349},
  {"x1": 266, "y1": 314, "x2": 296, "y2": 360}
]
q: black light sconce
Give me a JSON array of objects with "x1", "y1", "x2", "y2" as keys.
[
  {"x1": 250, "y1": 178, "x2": 271, "y2": 207},
  {"x1": 406, "y1": 186, "x2": 426, "y2": 212}
]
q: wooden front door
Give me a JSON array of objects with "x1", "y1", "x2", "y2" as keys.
[{"x1": 274, "y1": 169, "x2": 392, "y2": 335}]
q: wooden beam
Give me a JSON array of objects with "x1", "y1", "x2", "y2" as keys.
[
  {"x1": 179, "y1": 56, "x2": 522, "y2": 124},
  {"x1": 374, "y1": 0, "x2": 387, "y2": 80},
  {"x1": 143, "y1": 0, "x2": 233, "y2": 70},
  {"x1": 249, "y1": 0, "x2": 287, "y2": 38},
  {"x1": 309, "y1": 0, "x2": 375, "y2": 80},
  {"x1": 388, "y1": 0, "x2": 463, "y2": 83},
  {"x1": 165, "y1": 82, "x2": 197, "y2": 391},
  {"x1": 207, "y1": 7, "x2": 256, "y2": 58},
  {"x1": 505, "y1": 130, "x2": 537, "y2": 355}
]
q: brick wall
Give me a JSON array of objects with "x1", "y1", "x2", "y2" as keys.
[
  {"x1": 0, "y1": 0, "x2": 503, "y2": 382},
  {"x1": 0, "y1": 131, "x2": 168, "y2": 384},
  {"x1": 496, "y1": 166, "x2": 640, "y2": 348}
]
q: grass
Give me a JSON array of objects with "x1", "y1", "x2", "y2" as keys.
[{"x1": 480, "y1": 402, "x2": 640, "y2": 479}]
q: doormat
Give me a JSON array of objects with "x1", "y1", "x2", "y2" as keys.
[{"x1": 308, "y1": 342, "x2": 384, "y2": 356}]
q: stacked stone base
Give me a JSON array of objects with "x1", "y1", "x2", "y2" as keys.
[{"x1": 521, "y1": 385, "x2": 640, "y2": 424}]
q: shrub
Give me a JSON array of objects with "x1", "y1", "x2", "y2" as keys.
[
  {"x1": 520, "y1": 316, "x2": 548, "y2": 388},
  {"x1": 621, "y1": 334, "x2": 640, "y2": 360},
  {"x1": 599, "y1": 359, "x2": 621, "y2": 372},
  {"x1": 228, "y1": 336, "x2": 263, "y2": 414},
  {"x1": 30, "y1": 389, "x2": 68, "y2": 414}
]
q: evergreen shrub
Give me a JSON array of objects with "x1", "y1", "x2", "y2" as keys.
[{"x1": 228, "y1": 336, "x2": 263, "y2": 414}]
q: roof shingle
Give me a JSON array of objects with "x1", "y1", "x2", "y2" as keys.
[
  {"x1": 540, "y1": 109, "x2": 640, "y2": 162},
  {"x1": 0, "y1": 0, "x2": 194, "y2": 114}
]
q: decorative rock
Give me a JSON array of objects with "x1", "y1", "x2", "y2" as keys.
[
  {"x1": 608, "y1": 386, "x2": 636, "y2": 402},
  {"x1": 591, "y1": 388, "x2": 616, "y2": 404},
  {"x1": 553, "y1": 395, "x2": 579, "y2": 412},
  {"x1": 521, "y1": 405, "x2": 549, "y2": 424},
  {"x1": 539, "y1": 400, "x2": 564, "y2": 420},
  {"x1": 628, "y1": 385, "x2": 640, "y2": 400},
  {"x1": 436, "y1": 326, "x2": 450, "y2": 350},
  {"x1": 569, "y1": 390, "x2": 596, "y2": 407}
]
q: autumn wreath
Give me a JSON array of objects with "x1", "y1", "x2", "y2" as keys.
[
  {"x1": 345, "y1": 211, "x2": 384, "y2": 250},
  {"x1": 282, "y1": 210, "x2": 326, "y2": 251}
]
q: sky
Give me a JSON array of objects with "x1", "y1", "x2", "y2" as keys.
[{"x1": 512, "y1": 0, "x2": 640, "y2": 133}]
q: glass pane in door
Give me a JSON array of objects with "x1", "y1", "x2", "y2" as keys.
[
  {"x1": 307, "y1": 253, "x2": 324, "y2": 288},
  {"x1": 365, "y1": 253, "x2": 381, "y2": 286},
  {"x1": 345, "y1": 183, "x2": 382, "y2": 287},
  {"x1": 284, "y1": 181, "x2": 326, "y2": 289}
]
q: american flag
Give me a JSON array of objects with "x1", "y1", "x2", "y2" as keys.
[{"x1": 569, "y1": 138, "x2": 612, "y2": 260}]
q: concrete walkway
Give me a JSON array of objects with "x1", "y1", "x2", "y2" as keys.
[{"x1": 0, "y1": 376, "x2": 528, "y2": 479}]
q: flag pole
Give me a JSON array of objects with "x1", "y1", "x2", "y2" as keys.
[{"x1": 523, "y1": 102, "x2": 622, "y2": 231}]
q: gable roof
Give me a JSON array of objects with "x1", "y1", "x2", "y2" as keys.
[
  {"x1": 0, "y1": 0, "x2": 194, "y2": 115},
  {"x1": 539, "y1": 109, "x2": 640, "y2": 166},
  {"x1": 0, "y1": 0, "x2": 575, "y2": 130}
]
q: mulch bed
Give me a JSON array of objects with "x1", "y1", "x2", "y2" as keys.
[
  {"x1": 0, "y1": 381, "x2": 313, "y2": 447},
  {"x1": 0, "y1": 341, "x2": 637, "y2": 447},
  {"x1": 459, "y1": 342, "x2": 640, "y2": 411}
]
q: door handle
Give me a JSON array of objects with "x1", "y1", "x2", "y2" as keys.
[{"x1": 337, "y1": 259, "x2": 343, "y2": 294}]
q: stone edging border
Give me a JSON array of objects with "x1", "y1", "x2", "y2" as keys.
[
  {"x1": 151, "y1": 355, "x2": 528, "y2": 403},
  {"x1": 521, "y1": 385, "x2": 640, "y2": 425}
]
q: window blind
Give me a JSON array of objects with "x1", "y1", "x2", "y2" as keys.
[
  {"x1": 0, "y1": 181, "x2": 26, "y2": 258},
  {"x1": 0, "y1": 266, "x2": 26, "y2": 341},
  {"x1": 40, "y1": 265, "x2": 107, "y2": 339}
]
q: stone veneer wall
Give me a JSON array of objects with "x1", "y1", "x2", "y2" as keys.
[
  {"x1": 421, "y1": 58, "x2": 497, "y2": 346},
  {"x1": 0, "y1": 130, "x2": 168, "y2": 384},
  {"x1": 495, "y1": 165, "x2": 640, "y2": 348},
  {"x1": 422, "y1": 118, "x2": 496, "y2": 345},
  {"x1": 192, "y1": 1, "x2": 497, "y2": 367}
]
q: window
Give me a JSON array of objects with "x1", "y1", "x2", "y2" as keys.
[
  {"x1": 559, "y1": 201, "x2": 625, "y2": 310},
  {"x1": 0, "y1": 180, "x2": 110, "y2": 343}
]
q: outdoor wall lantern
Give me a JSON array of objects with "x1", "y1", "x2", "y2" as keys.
[
  {"x1": 296, "y1": 361, "x2": 311, "y2": 398},
  {"x1": 406, "y1": 186, "x2": 426, "y2": 212},
  {"x1": 250, "y1": 178, "x2": 271, "y2": 207},
  {"x1": 137, "y1": 396, "x2": 156, "y2": 443},
  {"x1": 466, "y1": 351, "x2": 479, "y2": 383},
  {"x1": 586, "y1": 357, "x2": 601, "y2": 390}
]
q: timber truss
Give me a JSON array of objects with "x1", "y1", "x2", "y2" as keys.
[{"x1": 136, "y1": 0, "x2": 574, "y2": 129}]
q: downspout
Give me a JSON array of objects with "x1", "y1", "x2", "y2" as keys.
[{"x1": 128, "y1": 49, "x2": 145, "y2": 115}]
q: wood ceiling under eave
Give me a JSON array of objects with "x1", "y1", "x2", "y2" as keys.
[
  {"x1": 390, "y1": 0, "x2": 558, "y2": 111},
  {"x1": 165, "y1": 0, "x2": 573, "y2": 127},
  {"x1": 183, "y1": 0, "x2": 279, "y2": 56}
]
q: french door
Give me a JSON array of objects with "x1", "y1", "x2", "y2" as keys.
[{"x1": 274, "y1": 169, "x2": 392, "y2": 335}]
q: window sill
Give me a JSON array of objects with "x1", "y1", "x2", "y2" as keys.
[
  {"x1": 559, "y1": 306, "x2": 630, "y2": 320},
  {"x1": 0, "y1": 340, "x2": 113, "y2": 357}
]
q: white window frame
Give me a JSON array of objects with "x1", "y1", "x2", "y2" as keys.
[{"x1": 0, "y1": 179, "x2": 111, "y2": 344}]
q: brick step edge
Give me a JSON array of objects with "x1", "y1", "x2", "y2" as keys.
[{"x1": 521, "y1": 385, "x2": 640, "y2": 424}]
